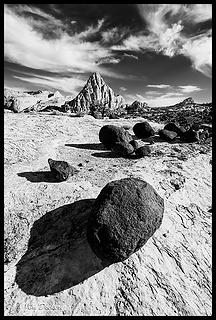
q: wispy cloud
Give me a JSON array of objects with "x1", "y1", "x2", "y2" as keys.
[
  {"x1": 113, "y1": 4, "x2": 212, "y2": 77},
  {"x1": 178, "y1": 85, "x2": 202, "y2": 93},
  {"x1": 120, "y1": 87, "x2": 127, "y2": 91},
  {"x1": 4, "y1": 5, "x2": 126, "y2": 79},
  {"x1": 147, "y1": 84, "x2": 171, "y2": 89},
  {"x1": 13, "y1": 74, "x2": 86, "y2": 96}
]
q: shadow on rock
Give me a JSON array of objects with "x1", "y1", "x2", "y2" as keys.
[
  {"x1": 15, "y1": 199, "x2": 110, "y2": 296},
  {"x1": 17, "y1": 171, "x2": 61, "y2": 183},
  {"x1": 65, "y1": 143, "x2": 106, "y2": 151}
]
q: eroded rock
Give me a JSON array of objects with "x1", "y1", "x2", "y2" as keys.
[
  {"x1": 99, "y1": 125, "x2": 132, "y2": 149},
  {"x1": 48, "y1": 158, "x2": 79, "y2": 182}
]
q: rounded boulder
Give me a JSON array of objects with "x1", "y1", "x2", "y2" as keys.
[
  {"x1": 133, "y1": 122, "x2": 155, "y2": 139},
  {"x1": 87, "y1": 177, "x2": 164, "y2": 263},
  {"x1": 99, "y1": 125, "x2": 132, "y2": 149}
]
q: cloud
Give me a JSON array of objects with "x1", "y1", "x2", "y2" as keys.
[
  {"x1": 178, "y1": 85, "x2": 202, "y2": 93},
  {"x1": 180, "y1": 32, "x2": 212, "y2": 78},
  {"x1": 4, "y1": 5, "x2": 126, "y2": 79},
  {"x1": 113, "y1": 4, "x2": 212, "y2": 77},
  {"x1": 147, "y1": 84, "x2": 171, "y2": 89},
  {"x1": 13, "y1": 74, "x2": 86, "y2": 96},
  {"x1": 120, "y1": 87, "x2": 127, "y2": 91},
  {"x1": 123, "y1": 53, "x2": 138, "y2": 60}
]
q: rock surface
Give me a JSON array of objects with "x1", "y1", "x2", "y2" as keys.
[
  {"x1": 63, "y1": 72, "x2": 125, "y2": 114},
  {"x1": 99, "y1": 125, "x2": 132, "y2": 149},
  {"x1": 4, "y1": 89, "x2": 65, "y2": 113},
  {"x1": 87, "y1": 178, "x2": 164, "y2": 263},
  {"x1": 4, "y1": 114, "x2": 212, "y2": 316},
  {"x1": 133, "y1": 122, "x2": 155, "y2": 139}
]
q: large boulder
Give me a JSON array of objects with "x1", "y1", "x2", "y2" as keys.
[
  {"x1": 158, "y1": 129, "x2": 178, "y2": 142},
  {"x1": 99, "y1": 125, "x2": 132, "y2": 149},
  {"x1": 87, "y1": 177, "x2": 164, "y2": 263},
  {"x1": 48, "y1": 159, "x2": 78, "y2": 182},
  {"x1": 164, "y1": 122, "x2": 186, "y2": 137},
  {"x1": 133, "y1": 122, "x2": 155, "y2": 139}
]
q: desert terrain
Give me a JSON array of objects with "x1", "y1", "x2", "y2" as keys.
[{"x1": 4, "y1": 111, "x2": 212, "y2": 316}]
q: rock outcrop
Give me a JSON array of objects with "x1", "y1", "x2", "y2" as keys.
[
  {"x1": 63, "y1": 72, "x2": 126, "y2": 114},
  {"x1": 126, "y1": 100, "x2": 149, "y2": 114},
  {"x1": 87, "y1": 177, "x2": 164, "y2": 263},
  {"x1": 4, "y1": 89, "x2": 65, "y2": 113}
]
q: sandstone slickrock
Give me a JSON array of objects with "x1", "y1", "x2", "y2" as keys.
[
  {"x1": 63, "y1": 72, "x2": 126, "y2": 114},
  {"x1": 158, "y1": 129, "x2": 178, "y2": 142},
  {"x1": 87, "y1": 177, "x2": 164, "y2": 263},
  {"x1": 164, "y1": 122, "x2": 186, "y2": 137},
  {"x1": 135, "y1": 146, "x2": 151, "y2": 158},
  {"x1": 99, "y1": 125, "x2": 132, "y2": 149},
  {"x1": 48, "y1": 158, "x2": 78, "y2": 182},
  {"x1": 4, "y1": 89, "x2": 65, "y2": 113},
  {"x1": 133, "y1": 122, "x2": 155, "y2": 139},
  {"x1": 111, "y1": 141, "x2": 134, "y2": 157}
]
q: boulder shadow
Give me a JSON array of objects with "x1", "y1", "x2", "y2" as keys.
[
  {"x1": 17, "y1": 171, "x2": 60, "y2": 183},
  {"x1": 15, "y1": 199, "x2": 110, "y2": 296},
  {"x1": 91, "y1": 151, "x2": 123, "y2": 158},
  {"x1": 65, "y1": 143, "x2": 106, "y2": 151}
]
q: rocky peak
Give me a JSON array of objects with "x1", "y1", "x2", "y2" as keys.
[{"x1": 64, "y1": 72, "x2": 126, "y2": 114}]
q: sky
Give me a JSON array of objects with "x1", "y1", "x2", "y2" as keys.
[{"x1": 4, "y1": 4, "x2": 212, "y2": 107}]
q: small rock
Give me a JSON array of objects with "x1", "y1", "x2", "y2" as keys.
[
  {"x1": 164, "y1": 122, "x2": 186, "y2": 137},
  {"x1": 135, "y1": 146, "x2": 151, "y2": 158},
  {"x1": 78, "y1": 163, "x2": 83, "y2": 167},
  {"x1": 87, "y1": 177, "x2": 164, "y2": 263},
  {"x1": 170, "y1": 177, "x2": 185, "y2": 190},
  {"x1": 133, "y1": 122, "x2": 155, "y2": 139},
  {"x1": 129, "y1": 139, "x2": 139, "y2": 150},
  {"x1": 158, "y1": 129, "x2": 178, "y2": 142},
  {"x1": 181, "y1": 128, "x2": 199, "y2": 143},
  {"x1": 48, "y1": 158, "x2": 78, "y2": 182},
  {"x1": 111, "y1": 141, "x2": 134, "y2": 157}
]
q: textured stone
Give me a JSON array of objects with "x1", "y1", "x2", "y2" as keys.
[
  {"x1": 111, "y1": 141, "x2": 134, "y2": 157},
  {"x1": 48, "y1": 158, "x2": 78, "y2": 182},
  {"x1": 158, "y1": 129, "x2": 178, "y2": 142},
  {"x1": 135, "y1": 146, "x2": 151, "y2": 158},
  {"x1": 133, "y1": 122, "x2": 155, "y2": 139},
  {"x1": 99, "y1": 125, "x2": 132, "y2": 149},
  {"x1": 87, "y1": 177, "x2": 164, "y2": 263},
  {"x1": 63, "y1": 72, "x2": 126, "y2": 114}
]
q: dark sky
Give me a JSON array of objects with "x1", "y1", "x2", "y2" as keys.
[{"x1": 4, "y1": 4, "x2": 212, "y2": 107}]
